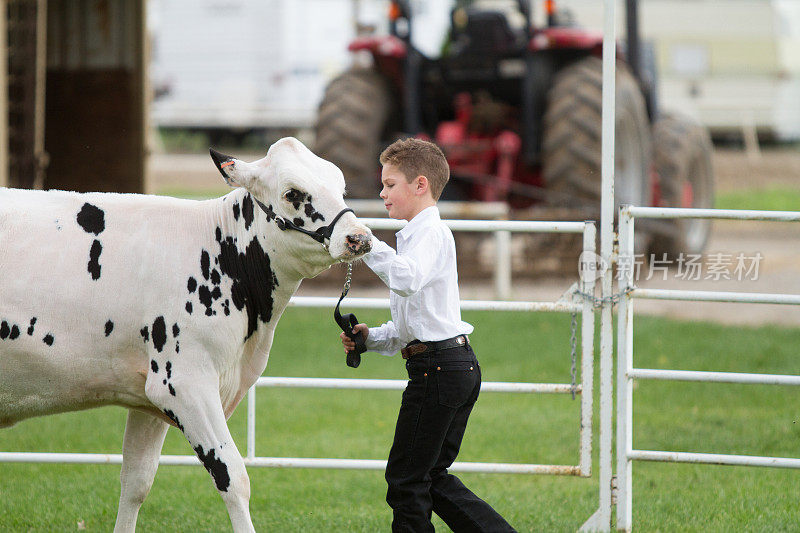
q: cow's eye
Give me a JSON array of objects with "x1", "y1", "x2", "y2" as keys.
[{"x1": 283, "y1": 189, "x2": 304, "y2": 204}]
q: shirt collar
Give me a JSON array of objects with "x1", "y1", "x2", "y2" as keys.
[{"x1": 397, "y1": 205, "x2": 440, "y2": 240}]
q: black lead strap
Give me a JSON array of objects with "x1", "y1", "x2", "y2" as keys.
[{"x1": 334, "y1": 263, "x2": 366, "y2": 368}]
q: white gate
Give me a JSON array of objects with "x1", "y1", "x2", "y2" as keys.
[{"x1": 615, "y1": 206, "x2": 800, "y2": 531}]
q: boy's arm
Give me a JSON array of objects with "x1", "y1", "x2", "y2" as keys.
[
  {"x1": 365, "y1": 320, "x2": 405, "y2": 356},
  {"x1": 363, "y1": 233, "x2": 442, "y2": 297}
]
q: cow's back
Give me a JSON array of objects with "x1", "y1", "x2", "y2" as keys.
[{"x1": 0, "y1": 187, "x2": 220, "y2": 425}]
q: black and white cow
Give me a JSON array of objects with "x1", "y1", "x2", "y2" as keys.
[{"x1": 0, "y1": 138, "x2": 372, "y2": 532}]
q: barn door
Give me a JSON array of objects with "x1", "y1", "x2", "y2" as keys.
[{"x1": 6, "y1": 0, "x2": 48, "y2": 189}]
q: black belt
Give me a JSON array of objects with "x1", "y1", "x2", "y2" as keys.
[{"x1": 401, "y1": 335, "x2": 469, "y2": 359}]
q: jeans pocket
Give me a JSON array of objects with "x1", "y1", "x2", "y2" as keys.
[{"x1": 435, "y1": 361, "x2": 477, "y2": 408}]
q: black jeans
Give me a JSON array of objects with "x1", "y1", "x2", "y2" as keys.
[{"x1": 385, "y1": 343, "x2": 516, "y2": 533}]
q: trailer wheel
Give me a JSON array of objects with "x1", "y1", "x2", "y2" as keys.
[
  {"x1": 313, "y1": 68, "x2": 392, "y2": 199},
  {"x1": 542, "y1": 56, "x2": 652, "y2": 211},
  {"x1": 649, "y1": 113, "x2": 715, "y2": 256}
]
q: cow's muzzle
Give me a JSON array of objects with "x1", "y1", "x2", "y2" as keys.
[{"x1": 346, "y1": 232, "x2": 372, "y2": 256}]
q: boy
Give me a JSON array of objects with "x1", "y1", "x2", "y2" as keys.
[{"x1": 341, "y1": 138, "x2": 515, "y2": 532}]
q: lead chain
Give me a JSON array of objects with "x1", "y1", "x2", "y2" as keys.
[{"x1": 342, "y1": 262, "x2": 353, "y2": 297}]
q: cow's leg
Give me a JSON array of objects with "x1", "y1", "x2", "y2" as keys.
[
  {"x1": 114, "y1": 409, "x2": 169, "y2": 533},
  {"x1": 145, "y1": 372, "x2": 255, "y2": 533}
]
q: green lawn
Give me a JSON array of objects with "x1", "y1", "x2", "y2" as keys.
[
  {"x1": 1, "y1": 309, "x2": 799, "y2": 531},
  {"x1": 716, "y1": 187, "x2": 800, "y2": 212}
]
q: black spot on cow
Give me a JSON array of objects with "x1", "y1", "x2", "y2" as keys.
[
  {"x1": 104, "y1": 320, "x2": 114, "y2": 337},
  {"x1": 193, "y1": 445, "x2": 231, "y2": 492},
  {"x1": 175, "y1": 341, "x2": 180, "y2": 354},
  {"x1": 215, "y1": 227, "x2": 222, "y2": 242},
  {"x1": 43, "y1": 334, "x2": 54, "y2": 346},
  {"x1": 9, "y1": 325, "x2": 20, "y2": 340},
  {"x1": 27, "y1": 317, "x2": 36, "y2": 335},
  {"x1": 210, "y1": 269, "x2": 221, "y2": 285},
  {"x1": 152, "y1": 316, "x2": 167, "y2": 353},
  {"x1": 77, "y1": 203, "x2": 105, "y2": 235},
  {"x1": 232, "y1": 203, "x2": 240, "y2": 220},
  {"x1": 163, "y1": 409, "x2": 184, "y2": 432},
  {"x1": 88, "y1": 240, "x2": 102, "y2": 280},
  {"x1": 215, "y1": 233, "x2": 279, "y2": 340},
  {"x1": 198, "y1": 285, "x2": 214, "y2": 316},
  {"x1": 187, "y1": 277, "x2": 197, "y2": 293},
  {"x1": 185, "y1": 301, "x2": 193, "y2": 314},
  {"x1": 168, "y1": 384, "x2": 176, "y2": 396},
  {"x1": 304, "y1": 200, "x2": 325, "y2": 223},
  {"x1": 165, "y1": 361, "x2": 172, "y2": 379},
  {"x1": 222, "y1": 300, "x2": 230, "y2": 316},
  {"x1": 292, "y1": 217, "x2": 304, "y2": 227},
  {"x1": 241, "y1": 194, "x2": 255, "y2": 230},
  {"x1": 0, "y1": 321, "x2": 9, "y2": 340},
  {"x1": 201, "y1": 251, "x2": 211, "y2": 280},
  {"x1": 140, "y1": 326, "x2": 149, "y2": 342},
  {"x1": 172, "y1": 323, "x2": 180, "y2": 338},
  {"x1": 151, "y1": 359, "x2": 159, "y2": 373},
  {"x1": 211, "y1": 286, "x2": 222, "y2": 301}
]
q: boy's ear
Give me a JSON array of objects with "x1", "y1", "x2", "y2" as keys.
[{"x1": 415, "y1": 175, "x2": 429, "y2": 196}]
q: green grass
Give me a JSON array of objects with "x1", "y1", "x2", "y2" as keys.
[
  {"x1": 154, "y1": 185, "x2": 231, "y2": 201},
  {"x1": 716, "y1": 187, "x2": 800, "y2": 212},
  {"x1": 2, "y1": 310, "x2": 799, "y2": 531}
]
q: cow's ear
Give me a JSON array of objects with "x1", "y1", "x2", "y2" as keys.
[{"x1": 209, "y1": 148, "x2": 256, "y2": 188}]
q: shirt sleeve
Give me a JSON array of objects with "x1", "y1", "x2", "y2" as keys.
[
  {"x1": 365, "y1": 321, "x2": 404, "y2": 357},
  {"x1": 362, "y1": 232, "x2": 443, "y2": 297}
]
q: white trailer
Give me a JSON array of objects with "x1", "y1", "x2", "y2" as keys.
[
  {"x1": 563, "y1": 0, "x2": 800, "y2": 141},
  {"x1": 148, "y1": 0, "x2": 359, "y2": 132}
]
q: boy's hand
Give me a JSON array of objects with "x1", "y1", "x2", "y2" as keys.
[{"x1": 340, "y1": 323, "x2": 368, "y2": 353}]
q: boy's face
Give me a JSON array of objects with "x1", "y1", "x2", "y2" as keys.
[{"x1": 379, "y1": 163, "x2": 425, "y2": 221}]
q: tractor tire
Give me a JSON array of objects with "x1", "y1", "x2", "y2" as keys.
[
  {"x1": 649, "y1": 113, "x2": 715, "y2": 257},
  {"x1": 313, "y1": 68, "x2": 392, "y2": 199},
  {"x1": 542, "y1": 56, "x2": 652, "y2": 211}
]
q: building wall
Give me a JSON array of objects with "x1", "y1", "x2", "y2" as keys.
[
  {"x1": 43, "y1": 0, "x2": 146, "y2": 193},
  {"x1": 0, "y1": 0, "x2": 7, "y2": 188}
]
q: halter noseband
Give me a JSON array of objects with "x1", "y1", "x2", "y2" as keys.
[{"x1": 253, "y1": 196, "x2": 354, "y2": 249}]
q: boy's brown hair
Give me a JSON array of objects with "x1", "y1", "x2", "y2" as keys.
[{"x1": 379, "y1": 138, "x2": 450, "y2": 200}]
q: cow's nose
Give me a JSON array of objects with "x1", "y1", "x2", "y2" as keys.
[{"x1": 346, "y1": 233, "x2": 372, "y2": 255}]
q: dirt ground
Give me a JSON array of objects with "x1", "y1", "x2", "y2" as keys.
[{"x1": 148, "y1": 146, "x2": 800, "y2": 326}]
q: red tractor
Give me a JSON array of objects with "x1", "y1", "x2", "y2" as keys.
[{"x1": 314, "y1": 0, "x2": 714, "y2": 255}]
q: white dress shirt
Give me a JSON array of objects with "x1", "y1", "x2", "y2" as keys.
[{"x1": 362, "y1": 206, "x2": 473, "y2": 356}]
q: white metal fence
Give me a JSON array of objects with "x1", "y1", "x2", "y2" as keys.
[
  {"x1": 615, "y1": 206, "x2": 800, "y2": 531},
  {"x1": 0, "y1": 218, "x2": 599, "y2": 484}
]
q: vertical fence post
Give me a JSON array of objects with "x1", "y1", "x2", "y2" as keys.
[
  {"x1": 579, "y1": 222, "x2": 597, "y2": 476},
  {"x1": 494, "y1": 229, "x2": 512, "y2": 300},
  {"x1": 616, "y1": 206, "x2": 635, "y2": 531},
  {"x1": 247, "y1": 385, "x2": 256, "y2": 461},
  {"x1": 580, "y1": 0, "x2": 616, "y2": 529}
]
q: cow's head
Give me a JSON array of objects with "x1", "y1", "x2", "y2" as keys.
[{"x1": 209, "y1": 138, "x2": 372, "y2": 277}]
